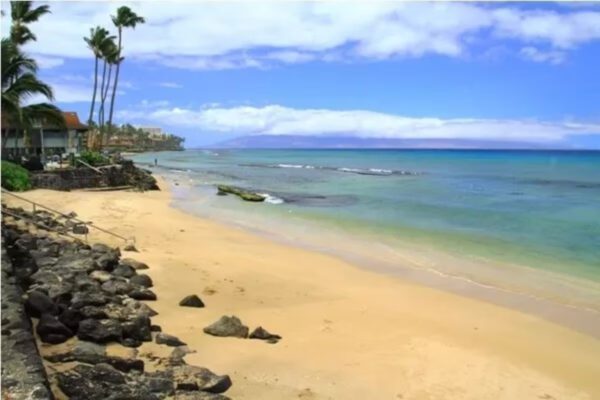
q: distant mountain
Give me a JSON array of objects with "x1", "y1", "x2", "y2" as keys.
[{"x1": 210, "y1": 135, "x2": 561, "y2": 149}]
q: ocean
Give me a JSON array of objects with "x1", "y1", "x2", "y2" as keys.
[{"x1": 130, "y1": 149, "x2": 600, "y2": 327}]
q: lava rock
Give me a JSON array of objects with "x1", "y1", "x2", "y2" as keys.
[
  {"x1": 129, "y1": 289, "x2": 157, "y2": 301},
  {"x1": 123, "y1": 244, "x2": 138, "y2": 252},
  {"x1": 112, "y1": 264, "x2": 136, "y2": 278},
  {"x1": 122, "y1": 315, "x2": 152, "y2": 342},
  {"x1": 203, "y1": 316, "x2": 248, "y2": 338},
  {"x1": 36, "y1": 313, "x2": 73, "y2": 344},
  {"x1": 249, "y1": 326, "x2": 282, "y2": 344},
  {"x1": 77, "y1": 319, "x2": 123, "y2": 343},
  {"x1": 25, "y1": 290, "x2": 57, "y2": 317},
  {"x1": 179, "y1": 294, "x2": 204, "y2": 308},
  {"x1": 101, "y1": 279, "x2": 133, "y2": 295},
  {"x1": 156, "y1": 332, "x2": 186, "y2": 347},
  {"x1": 130, "y1": 274, "x2": 153, "y2": 288},
  {"x1": 172, "y1": 365, "x2": 232, "y2": 393},
  {"x1": 120, "y1": 258, "x2": 148, "y2": 270}
]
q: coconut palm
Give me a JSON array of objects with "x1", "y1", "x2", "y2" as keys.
[
  {"x1": 1, "y1": 38, "x2": 64, "y2": 149},
  {"x1": 10, "y1": 1, "x2": 50, "y2": 45},
  {"x1": 107, "y1": 6, "x2": 145, "y2": 131},
  {"x1": 83, "y1": 26, "x2": 114, "y2": 124},
  {"x1": 97, "y1": 39, "x2": 118, "y2": 129}
]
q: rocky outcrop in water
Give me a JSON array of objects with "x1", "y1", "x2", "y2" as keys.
[{"x1": 217, "y1": 185, "x2": 265, "y2": 202}]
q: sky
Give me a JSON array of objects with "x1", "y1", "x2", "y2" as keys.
[{"x1": 2, "y1": 1, "x2": 600, "y2": 148}]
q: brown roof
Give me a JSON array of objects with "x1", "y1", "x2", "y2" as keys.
[{"x1": 62, "y1": 112, "x2": 88, "y2": 131}]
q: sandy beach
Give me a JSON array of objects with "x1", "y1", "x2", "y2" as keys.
[{"x1": 5, "y1": 176, "x2": 600, "y2": 400}]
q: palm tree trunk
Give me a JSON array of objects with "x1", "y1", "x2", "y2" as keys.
[
  {"x1": 107, "y1": 27, "x2": 122, "y2": 134},
  {"x1": 98, "y1": 58, "x2": 107, "y2": 128},
  {"x1": 102, "y1": 64, "x2": 113, "y2": 124},
  {"x1": 88, "y1": 55, "x2": 99, "y2": 124}
]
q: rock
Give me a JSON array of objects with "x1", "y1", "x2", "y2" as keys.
[
  {"x1": 217, "y1": 184, "x2": 265, "y2": 202},
  {"x1": 173, "y1": 392, "x2": 231, "y2": 400},
  {"x1": 90, "y1": 270, "x2": 112, "y2": 283},
  {"x1": 77, "y1": 319, "x2": 123, "y2": 343},
  {"x1": 172, "y1": 365, "x2": 232, "y2": 393},
  {"x1": 91, "y1": 243, "x2": 118, "y2": 255},
  {"x1": 101, "y1": 279, "x2": 133, "y2": 295},
  {"x1": 156, "y1": 332, "x2": 186, "y2": 347},
  {"x1": 130, "y1": 274, "x2": 153, "y2": 288},
  {"x1": 58, "y1": 254, "x2": 96, "y2": 273},
  {"x1": 72, "y1": 224, "x2": 89, "y2": 235},
  {"x1": 36, "y1": 313, "x2": 73, "y2": 344},
  {"x1": 70, "y1": 291, "x2": 108, "y2": 309},
  {"x1": 112, "y1": 264, "x2": 136, "y2": 278},
  {"x1": 249, "y1": 326, "x2": 282, "y2": 343},
  {"x1": 79, "y1": 306, "x2": 108, "y2": 319},
  {"x1": 122, "y1": 315, "x2": 152, "y2": 342},
  {"x1": 203, "y1": 316, "x2": 248, "y2": 338},
  {"x1": 179, "y1": 294, "x2": 205, "y2": 308},
  {"x1": 129, "y1": 289, "x2": 157, "y2": 301},
  {"x1": 25, "y1": 290, "x2": 57, "y2": 317},
  {"x1": 95, "y1": 253, "x2": 119, "y2": 271},
  {"x1": 123, "y1": 244, "x2": 138, "y2": 252},
  {"x1": 151, "y1": 324, "x2": 162, "y2": 332},
  {"x1": 120, "y1": 258, "x2": 148, "y2": 270},
  {"x1": 57, "y1": 364, "x2": 127, "y2": 400},
  {"x1": 58, "y1": 308, "x2": 83, "y2": 332}
]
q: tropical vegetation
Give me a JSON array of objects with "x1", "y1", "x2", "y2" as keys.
[
  {"x1": 1, "y1": 1, "x2": 65, "y2": 151},
  {"x1": 1, "y1": 160, "x2": 32, "y2": 191}
]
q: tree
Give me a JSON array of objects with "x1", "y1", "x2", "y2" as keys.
[
  {"x1": 107, "y1": 6, "x2": 145, "y2": 131},
  {"x1": 83, "y1": 26, "x2": 114, "y2": 124},
  {"x1": 1, "y1": 38, "x2": 64, "y2": 149},
  {"x1": 10, "y1": 1, "x2": 50, "y2": 45},
  {"x1": 97, "y1": 38, "x2": 117, "y2": 128}
]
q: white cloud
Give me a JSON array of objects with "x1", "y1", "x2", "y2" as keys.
[
  {"x1": 4, "y1": 2, "x2": 599, "y2": 69},
  {"x1": 25, "y1": 82, "x2": 91, "y2": 105},
  {"x1": 159, "y1": 82, "x2": 183, "y2": 89},
  {"x1": 520, "y1": 47, "x2": 566, "y2": 65},
  {"x1": 118, "y1": 104, "x2": 600, "y2": 143},
  {"x1": 33, "y1": 55, "x2": 64, "y2": 69}
]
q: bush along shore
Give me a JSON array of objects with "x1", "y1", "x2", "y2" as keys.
[{"x1": 1, "y1": 205, "x2": 235, "y2": 399}]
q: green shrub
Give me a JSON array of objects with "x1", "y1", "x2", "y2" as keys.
[
  {"x1": 78, "y1": 151, "x2": 108, "y2": 167},
  {"x1": 1, "y1": 161, "x2": 32, "y2": 191}
]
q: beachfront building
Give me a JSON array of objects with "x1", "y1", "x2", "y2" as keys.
[{"x1": 1, "y1": 111, "x2": 89, "y2": 159}]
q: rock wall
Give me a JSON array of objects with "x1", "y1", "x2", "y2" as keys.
[
  {"x1": 31, "y1": 161, "x2": 159, "y2": 191},
  {"x1": 1, "y1": 243, "x2": 54, "y2": 400}
]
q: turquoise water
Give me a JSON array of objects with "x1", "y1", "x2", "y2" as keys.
[{"x1": 131, "y1": 149, "x2": 600, "y2": 281}]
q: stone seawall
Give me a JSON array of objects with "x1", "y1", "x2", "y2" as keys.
[
  {"x1": 1, "y1": 243, "x2": 54, "y2": 400},
  {"x1": 30, "y1": 161, "x2": 159, "y2": 191}
]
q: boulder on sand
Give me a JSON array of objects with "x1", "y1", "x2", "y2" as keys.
[
  {"x1": 203, "y1": 316, "x2": 248, "y2": 338},
  {"x1": 179, "y1": 295, "x2": 204, "y2": 308},
  {"x1": 249, "y1": 326, "x2": 282, "y2": 344},
  {"x1": 156, "y1": 332, "x2": 186, "y2": 347}
]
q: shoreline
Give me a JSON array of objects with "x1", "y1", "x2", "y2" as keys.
[
  {"x1": 163, "y1": 172, "x2": 600, "y2": 338},
  {"x1": 4, "y1": 176, "x2": 600, "y2": 399}
]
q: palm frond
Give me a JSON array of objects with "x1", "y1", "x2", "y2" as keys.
[{"x1": 21, "y1": 103, "x2": 65, "y2": 129}]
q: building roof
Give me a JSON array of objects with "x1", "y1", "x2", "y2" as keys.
[
  {"x1": 63, "y1": 112, "x2": 88, "y2": 130},
  {"x1": 1, "y1": 111, "x2": 88, "y2": 131}
]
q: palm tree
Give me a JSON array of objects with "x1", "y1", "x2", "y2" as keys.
[
  {"x1": 83, "y1": 26, "x2": 113, "y2": 124},
  {"x1": 97, "y1": 39, "x2": 118, "y2": 129},
  {"x1": 107, "y1": 6, "x2": 145, "y2": 131},
  {"x1": 10, "y1": 1, "x2": 50, "y2": 45},
  {"x1": 1, "y1": 39, "x2": 64, "y2": 150}
]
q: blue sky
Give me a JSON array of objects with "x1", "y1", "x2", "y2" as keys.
[{"x1": 3, "y1": 1, "x2": 600, "y2": 148}]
